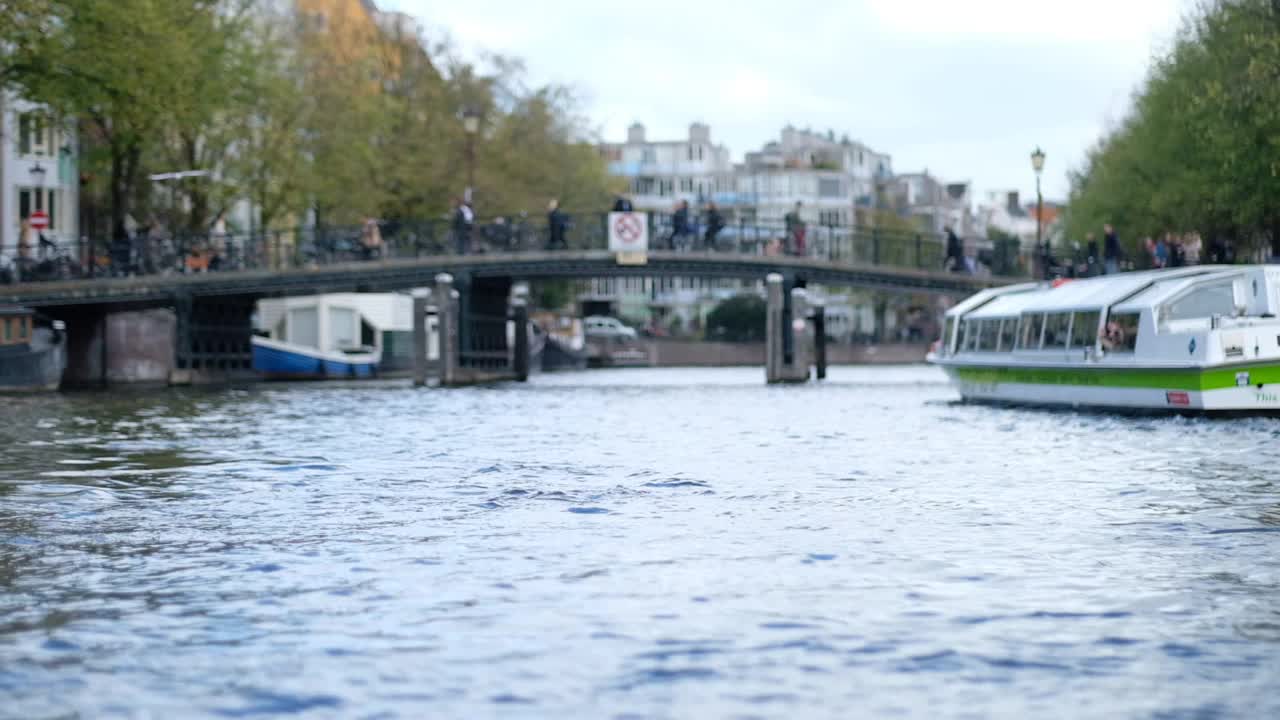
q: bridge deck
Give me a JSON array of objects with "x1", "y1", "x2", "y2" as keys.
[{"x1": 0, "y1": 251, "x2": 1016, "y2": 309}]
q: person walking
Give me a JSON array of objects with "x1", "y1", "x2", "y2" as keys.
[
  {"x1": 703, "y1": 202, "x2": 725, "y2": 252},
  {"x1": 944, "y1": 226, "x2": 965, "y2": 273},
  {"x1": 359, "y1": 216, "x2": 383, "y2": 260},
  {"x1": 1103, "y1": 223, "x2": 1121, "y2": 274},
  {"x1": 547, "y1": 199, "x2": 568, "y2": 250},
  {"x1": 1153, "y1": 234, "x2": 1169, "y2": 268},
  {"x1": 452, "y1": 197, "x2": 474, "y2": 255},
  {"x1": 784, "y1": 202, "x2": 806, "y2": 256},
  {"x1": 669, "y1": 200, "x2": 691, "y2": 251},
  {"x1": 1085, "y1": 232, "x2": 1099, "y2": 276}
]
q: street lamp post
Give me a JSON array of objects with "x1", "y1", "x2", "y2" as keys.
[
  {"x1": 461, "y1": 108, "x2": 480, "y2": 204},
  {"x1": 30, "y1": 162, "x2": 46, "y2": 188},
  {"x1": 1030, "y1": 147, "x2": 1046, "y2": 279}
]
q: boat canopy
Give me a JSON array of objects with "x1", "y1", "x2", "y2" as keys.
[
  {"x1": 1110, "y1": 268, "x2": 1245, "y2": 315},
  {"x1": 957, "y1": 267, "x2": 1229, "y2": 320},
  {"x1": 946, "y1": 283, "x2": 1037, "y2": 318}
]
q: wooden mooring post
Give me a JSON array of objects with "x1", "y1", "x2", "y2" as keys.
[{"x1": 765, "y1": 272, "x2": 824, "y2": 384}]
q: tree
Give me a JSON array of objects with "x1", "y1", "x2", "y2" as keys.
[
  {"x1": 5, "y1": 0, "x2": 257, "y2": 244},
  {"x1": 1066, "y1": 0, "x2": 1280, "y2": 259},
  {"x1": 706, "y1": 294, "x2": 767, "y2": 342}
]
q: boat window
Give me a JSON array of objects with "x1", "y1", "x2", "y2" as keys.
[
  {"x1": 944, "y1": 318, "x2": 956, "y2": 353},
  {"x1": 1070, "y1": 311, "x2": 1100, "y2": 349},
  {"x1": 977, "y1": 319, "x2": 999, "y2": 351},
  {"x1": 329, "y1": 307, "x2": 357, "y2": 350},
  {"x1": 1159, "y1": 281, "x2": 1235, "y2": 326},
  {"x1": 1042, "y1": 313, "x2": 1071, "y2": 349},
  {"x1": 963, "y1": 319, "x2": 980, "y2": 352},
  {"x1": 954, "y1": 320, "x2": 967, "y2": 352},
  {"x1": 288, "y1": 307, "x2": 319, "y2": 349},
  {"x1": 997, "y1": 318, "x2": 1018, "y2": 351},
  {"x1": 1101, "y1": 312, "x2": 1140, "y2": 353},
  {"x1": 1017, "y1": 313, "x2": 1045, "y2": 349}
]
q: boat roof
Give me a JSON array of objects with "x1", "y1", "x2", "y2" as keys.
[
  {"x1": 946, "y1": 283, "x2": 1038, "y2": 318},
  {"x1": 0, "y1": 305, "x2": 34, "y2": 317},
  {"x1": 957, "y1": 267, "x2": 1235, "y2": 319},
  {"x1": 1111, "y1": 267, "x2": 1247, "y2": 314}
]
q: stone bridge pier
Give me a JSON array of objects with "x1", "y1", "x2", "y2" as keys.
[{"x1": 56, "y1": 294, "x2": 257, "y2": 387}]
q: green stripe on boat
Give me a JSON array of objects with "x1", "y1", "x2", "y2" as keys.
[{"x1": 953, "y1": 363, "x2": 1280, "y2": 391}]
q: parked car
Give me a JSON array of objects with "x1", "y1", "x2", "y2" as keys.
[{"x1": 583, "y1": 315, "x2": 637, "y2": 340}]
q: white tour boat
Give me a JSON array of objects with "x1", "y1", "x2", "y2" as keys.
[{"x1": 929, "y1": 265, "x2": 1280, "y2": 412}]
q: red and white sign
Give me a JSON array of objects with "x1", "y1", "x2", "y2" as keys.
[
  {"x1": 28, "y1": 210, "x2": 49, "y2": 231},
  {"x1": 608, "y1": 211, "x2": 648, "y2": 253},
  {"x1": 1166, "y1": 391, "x2": 1191, "y2": 407}
]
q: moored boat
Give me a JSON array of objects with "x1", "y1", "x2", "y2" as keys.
[
  {"x1": 928, "y1": 266, "x2": 1280, "y2": 412},
  {"x1": 0, "y1": 305, "x2": 66, "y2": 392},
  {"x1": 252, "y1": 294, "x2": 405, "y2": 380}
]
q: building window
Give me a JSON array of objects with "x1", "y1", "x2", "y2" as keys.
[
  {"x1": 18, "y1": 113, "x2": 57, "y2": 156},
  {"x1": 818, "y1": 178, "x2": 842, "y2": 198},
  {"x1": 680, "y1": 178, "x2": 693, "y2": 193},
  {"x1": 642, "y1": 148, "x2": 656, "y2": 164},
  {"x1": 18, "y1": 188, "x2": 58, "y2": 230}
]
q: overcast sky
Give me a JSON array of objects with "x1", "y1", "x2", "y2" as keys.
[{"x1": 384, "y1": 0, "x2": 1189, "y2": 204}]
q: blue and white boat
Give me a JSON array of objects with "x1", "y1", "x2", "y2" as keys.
[{"x1": 252, "y1": 293, "x2": 423, "y2": 380}]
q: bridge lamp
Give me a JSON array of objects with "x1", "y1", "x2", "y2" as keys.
[
  {"x1": 29, "y1": 162, "x2": 46, "y2": 187},
  {"x1": 462, "y1": 107, "x2": 481, "y2": 204},
  {"x1": 1030, "y1": 147, "x2": 1045, "y2": 278}
]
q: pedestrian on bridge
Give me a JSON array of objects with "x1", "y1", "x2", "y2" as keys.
[
  {"x1": 669, "y1": 200, "x2": 691, "y2": 251},
  {"x1": 452, "y1": 197, "x2": 474, "y2": 255},
  {"x1": 547, "y1": 199, "x2": 569, "y2": 250},
  {"x1": 703, "y1": 202, "x2": 725, "y2": 251},
  {"x1": 785, "y1": 202, "x2": 806, "y2": 256},
  {"x1": 1103, "y1": 224, "x2": 1121, "y2": 274},
  {"x1": 944, "y1": 226, "x2": 965, "y2": 273}
]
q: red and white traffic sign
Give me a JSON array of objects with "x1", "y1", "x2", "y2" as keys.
[
  {"x1": 28, "y1": 210, "x2": 49, "y2": 231},
  {"x1": 608, "y1": 211, "x2": 648, "y2": 253}
]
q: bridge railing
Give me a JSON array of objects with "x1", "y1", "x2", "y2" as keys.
[{"x1": 9, "y1": 214, "x2": 1016, "y2": 284}]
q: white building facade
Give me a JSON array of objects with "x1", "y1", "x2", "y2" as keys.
[
  {"x1": 733, "y1": 126, "x2": 893, "y2": 227},
  {"x1": 600, "y1": 122, "x2": 734, "y2": 212},
  {"x1": 0, "y1": 94, "x2": 79, "y2": 260}
]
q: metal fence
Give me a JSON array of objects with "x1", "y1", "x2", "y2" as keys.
[{"x1": 1, "y1": 213, "x2": 1005, "y2": 284}]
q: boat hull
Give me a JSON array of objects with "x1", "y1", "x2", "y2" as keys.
[
  {"x1": 252, "y1": 336, "x2": 378, "y2": 380},
  {"x1": 934, "y1": 359, "x2": 1280, "y2": 413},
  {"x1": 0, "y1": 329, "x2": 66, "y2": 392}
]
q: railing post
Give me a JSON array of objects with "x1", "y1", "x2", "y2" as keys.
[
  {"x1": 813, "y1": 304, "x2": 827, "y2": 381},
  {"x1": 766, "y1": 273, "x2": 783, "y2": 383},
  {"x1": 413, "y1": 290, "x2": 429, "y2": 387},
  {"x1": 435, "y1": 273, "x2": 458, "y2": 386},
  {"x1": 790, "y1": 286, "x2": 811, "y2": 380},
  {"x1": 915, "y1": 234, "x2": 922, "y2": 269},
  {"x1": 511, "y1": 299, "x2": 529, "y2": 382},
  {"x1": 872, "y1": 228, "x2": 881, "y2": 265}
]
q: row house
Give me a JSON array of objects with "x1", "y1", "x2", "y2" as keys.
[{"x1": 0, "y1": 94, "x2": 79, "y2": 260}]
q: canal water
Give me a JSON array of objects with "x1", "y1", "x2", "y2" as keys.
[{"x1": 2, "y1": 366, "x2": 1279, "y2": 719}]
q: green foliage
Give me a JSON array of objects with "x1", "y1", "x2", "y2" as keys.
[
  {"x1": 533, "y1": 279, "x2": 574, "y2": 311},
  {"x1": 0, "y1": 1, "x2": 618, "y2": 237},
  {"x1": 1066, "y1": 0, "x2": 1280, "y2": 258},
  {"x1": 706, "y1": 294, "x2": 767, "y2": 343}
]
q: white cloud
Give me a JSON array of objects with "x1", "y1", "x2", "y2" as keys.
[{"x1": 386, "y1": 0, "x2": 1190, "y2": 202}]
